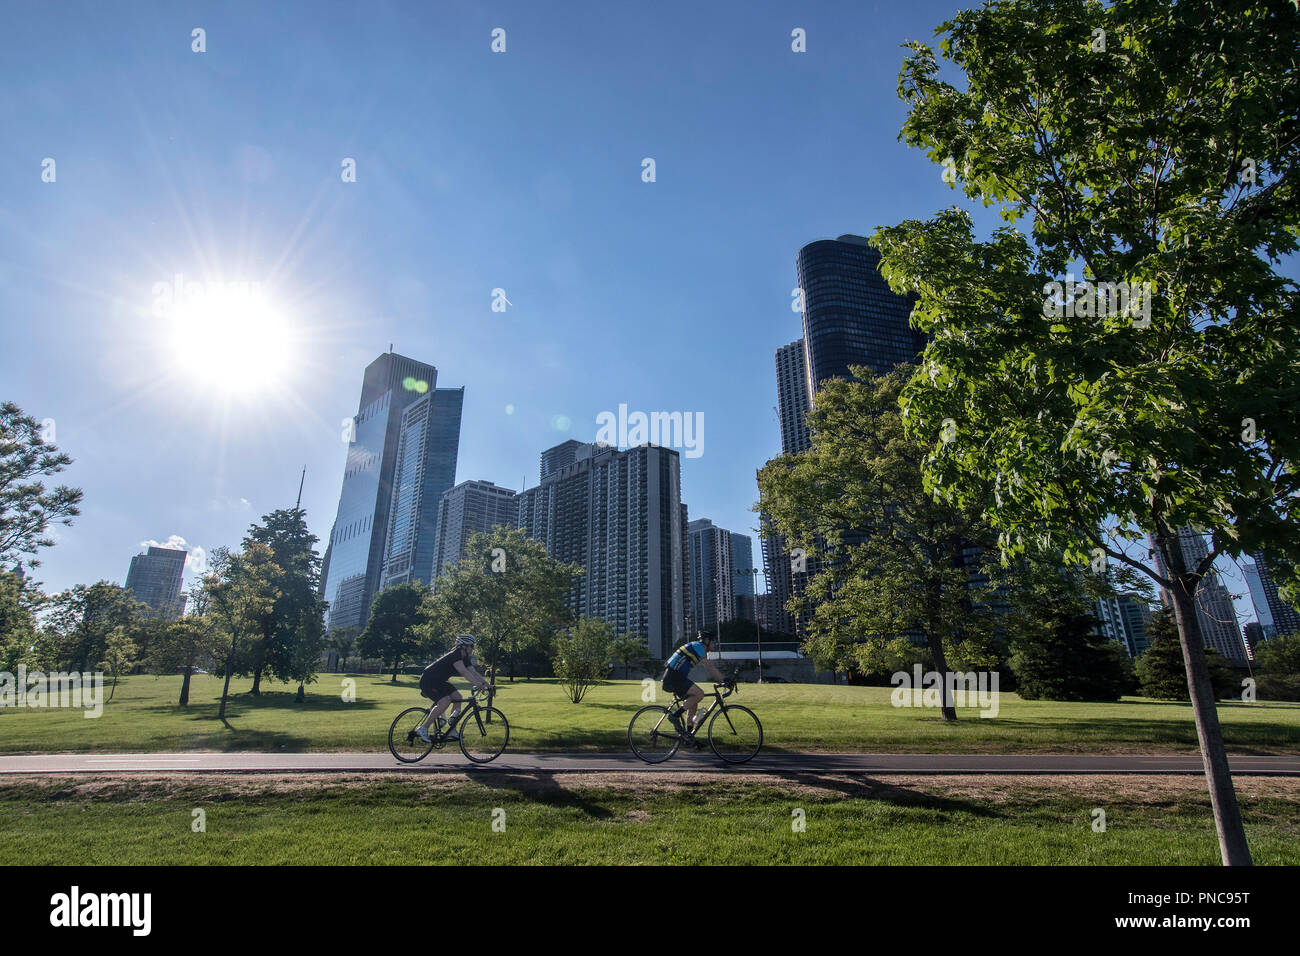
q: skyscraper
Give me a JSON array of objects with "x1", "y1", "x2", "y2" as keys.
[
  {"x1": 796, "y1": 234, "x2": 926, "y2": 393},
  {"x1": 381, "y1": 386, "x2": 464, "y2": 589},
  {"x1": 434, "y1": 480, "x2": 518, "y2": 578},
  {"x1": 540, "y1": 439, "x2": 587, "y2": 482},
  {"x1": 320, "y1": 352, "x2": 463, "y2": 631},
  {"x1": 1241, "y1": 559, "x2": 1276, "y2": 637},
  {"x1": 1250, "y1": 551, "x2": 1300, "y2": 639},
  {"x1": 1151, "y1": 529, "x2": 1248, "y2": 663},
  {"x1": 731, "y1": 532, "x2": 756, "y2": 606},
  {"x1": 775, "y1": 339, "x2": 812, "y2": 456},
  {"x1": 687, "y1": 518, "x2": 737, "y2": 637},
  {"x1": 517, "y1": 441, "x2": 684, "y2": 658},
  {"x1": 124, "y1": 546, "x2": 187, "y2": 620}
]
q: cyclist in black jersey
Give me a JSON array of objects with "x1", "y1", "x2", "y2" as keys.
[{"x1": 415, "y1": 634, "x2": 490, "y2": 742}]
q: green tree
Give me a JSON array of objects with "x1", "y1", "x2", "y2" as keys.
[
  {"x1": 360, "y1": 583, "x2": 428, "y2": 682},
  {"x1": 1008, "y1": 606, "x2": 1136, "y2": 702},
  {"x1": 150, "y1": 616, "x2": 223, "y2": 706},
  {"x1": 610, "y1": 631, "x2": 648, "y2": 679},
  {"x1": 1249, "y1": 632, "x2": 1300, "y2": 701},
  {"x1": 422, "y1": 528, "x2": 581, "y2": 696},
  {"x1": 1137, "y1": 612, "x2": 1239, "y2": 700},
  {"x1": 98, "y1": 626, "x2": 137, "y2": 702},
  {"x1": 328, "y1": 626, "x2": 360, "y2": 673},
  {"x1": 37, "y1": 582, "x2": 144, "y2": 673},
  {"x1": 243, "y1": 508, "x2": 327, "y2": 697},
  {"x1": 870, "y1": 0, "x2": 1299, "y2": 864},
  {"x1": 757, "y1": 366, "x2": 998, "y2": 720},
  {"x1": 0, "y1": 402, "x2": 82, "y2": 571},
  {"x1": 552, "y1": 617, "x2": 614, "y2": 703},
  {"x1": 0, "y1": 570, "x2": 41, "y2": 671},
  {"x1": 205, "y1": 543, "x2": 283, "y2": 720}
]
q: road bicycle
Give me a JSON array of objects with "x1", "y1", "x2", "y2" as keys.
[
  {"x1": 388, "y1": 686, "x2": 509, "y2": 764},
  {"x1": 627, "y1": 680, "x2": 762, "y2": 764}
]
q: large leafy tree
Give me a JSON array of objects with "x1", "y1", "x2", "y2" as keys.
[
  {"x1": 204, "y1": 543, "x2": 283, "y2": 720},
  {"x1": 871, "y1": 0, "x2": 1299, "y2": 863},
  {"x1": 0, "y1": 570, "x2": 41, "y2": 671},
  {"x1": 421, "y1": 527, "x2": 581, "y2": 693},
  {"x1": 37, "y1": 582, "x2": 145, "y2": 673},
  {"x1": 243, "y1": 508, "x2": 327, "y2": 696},
  {"x1": 0, "y1": 401, "x2": 82, "y2": 571},
  {"x1": 359, "y1": 582, "x2": 428, "y2": 682},
  {"x1": 757, "y1": 366, "x2": 999, "y2": 720}
]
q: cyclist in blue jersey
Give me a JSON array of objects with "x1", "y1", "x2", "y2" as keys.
[{"x1": 663, "y1": 632, "x2": 730, "y2": 738}]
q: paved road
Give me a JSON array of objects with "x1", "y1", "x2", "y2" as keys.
[{"x1": 2, "y1": 752, "x2": 1298, "y2": 775}]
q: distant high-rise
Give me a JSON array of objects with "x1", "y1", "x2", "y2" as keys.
[
  {"x1": 381, "y1": 386, "x2": 464, "y2": 589},
  {"x1": 434, "y1": 480, "x2": 518, "y2": 578},
  {"x1": 1151, "y1": 529, "x2": 1248, "y2": 663},
  {"x1": 321, "y1": 353, "x2": 463, "y2": 631},
  {"x1": 1250, "y1": 551, "x2": 1300, "y2": 638},
  {"x1": 540, "y1": 439, "x2": 587, "y2": 483},
  {"x1": 775, "y1": 340, "x2": 812, "y2": 455},
  {"x1": 731, "y1": 532, "x2": 756, "y2": 607},
  {"x1": 796, "y1": 234, "x2": 926, "y2": 394},
  {"x1": 687, "y1": 519, "x2": 737, "y2": 637},
  {"x1": 125, "y1": 546, "x2": 187, "y2": 620},
  {"x1": 1241, "y1": 559, "x2": 1276, "y2": 638},
  {"x1": 1095, "y1": 593, "x2": 1154, "y2": 658},
  {"x1": 518, "y1": 441, "x2": 684, "y2": 658}
]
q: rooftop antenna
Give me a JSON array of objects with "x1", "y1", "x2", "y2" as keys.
[{"x1": 295, "y1": 466, "x2": 306, "y2": 510}]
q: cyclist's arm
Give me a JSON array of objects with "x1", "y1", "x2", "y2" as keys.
[
  {"x1": 703, "y1": 659, "x2": 727, "y2": 683},
  {"x1": 453, "y1": 660, "x2": 490, "y2": 690}
]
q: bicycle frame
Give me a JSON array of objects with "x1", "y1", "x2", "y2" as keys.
[
  {"x1": 651, "y1": 683, "x2": 735, "y2": 741},
  {"x1": 445, "y1": 689, "x2": 498, "y2": 733}
]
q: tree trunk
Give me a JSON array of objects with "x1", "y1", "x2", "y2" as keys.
[
  {"x1": 179, "y1": 666, "x2": 192, "y2": 707},
  {"x1": 218, "y1": 634, "x2": 236, "y2": 720},
  {"x1": 926, "y1": 630, "x2": 958, "y2": 721},
  {"x1": 392, "y1": 660, "x2": 399, "y2": 683},
  {"x1": 296, "y1": 682, "x2": 305, "y2": 703},
  {"x1": 251, "y1": 667, "x2": 262, "y2": 696},
  {"x1": 1158, "y1": 535, "x2": 1253, "y2": 866}
]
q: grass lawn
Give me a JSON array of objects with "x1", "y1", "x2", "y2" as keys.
[
  {"x1": 2, "y1": 673, "x2": 1299, "y2": 754},
  {"x1": 1, "y1": 772, "x2": 1296, "y2": 865}
]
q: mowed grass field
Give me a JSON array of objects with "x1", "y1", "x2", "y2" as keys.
[
  {"x1": 1, "y1": 772, "x2": 1297, "y2": 865},
  {"x1": 2, "y1": 673, "x2": 1299, "y2": 754}
]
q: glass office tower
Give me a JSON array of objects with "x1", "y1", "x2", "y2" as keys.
[
  {"x1": 321, "y1": 353, "x2": 462, "y2": 631},
  {"x1": 796, "y1": 234, "x2": 926, "y2": 393}
]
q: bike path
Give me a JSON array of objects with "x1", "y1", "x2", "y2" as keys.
[{"x1": 2, "y1": 752, "x2": 1299, "y2": 774}]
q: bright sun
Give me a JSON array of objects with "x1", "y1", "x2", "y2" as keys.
[{"x1": 167, "y1": 285, "x2": 293, "y2": 396}]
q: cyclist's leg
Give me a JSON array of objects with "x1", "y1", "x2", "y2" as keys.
[
  {"x1": 683, "y1": 683, "x2": 705, "y2": 728},
  {"x1": 445, "y1": 689, "x2": 465, "y2": 724},
  {"x1": 420, "y1": 688, "x2": 454, "y2": 729}
]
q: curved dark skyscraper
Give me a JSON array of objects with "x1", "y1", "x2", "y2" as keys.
[{"x1": 796, "y1": 234, "x2": 925, "y2": 395}]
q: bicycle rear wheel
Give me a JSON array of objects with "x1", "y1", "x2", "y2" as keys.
[
  {"x1": 628, "y1": 705, "x2": 682, "y2": 763},
  {"x1": 708, "y1": 704, "x2": 762, "y2": 764},
  {"x1": 458, "y1": 706, "x2": 510, "y2": 763},
  {"x1": 389, "y1": 706, "x2": 436, "y2": 763}
]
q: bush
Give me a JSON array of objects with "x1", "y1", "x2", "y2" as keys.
[
  {"x1": 1008, "y1": 608, "x2": 1136, "y2": 702},
  {"x1": 551, "y1": 617, "x2": 614, "y2": 704}
]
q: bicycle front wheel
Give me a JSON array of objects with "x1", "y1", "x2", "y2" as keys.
[
  {"x1": 627, "y1": 705, "x2": 681, "y2": 763},
  {"x1": 458, "y1": 706, "x2": 510, "y2": 763},
  {"x1": 708, "y1": 704, "x2": 762, "y2": 764},
  {"x1": 389, "y1": 706, "x2": 436, "y2": 764}
]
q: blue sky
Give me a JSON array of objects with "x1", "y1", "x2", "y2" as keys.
[{"x1": 0, "y1": 1, "x2": 1277, "y2": 630}]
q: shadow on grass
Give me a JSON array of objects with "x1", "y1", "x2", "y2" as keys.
[
  {"x1": 459, "y1": 771, "x2": 616, "y2": 819},
  {"x1": 765, "y1": 771, "x2": 1007, "y2": 819}
]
